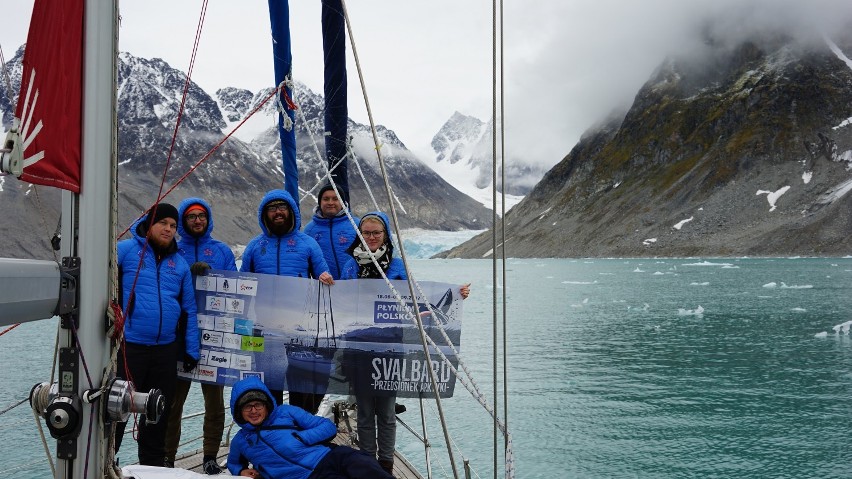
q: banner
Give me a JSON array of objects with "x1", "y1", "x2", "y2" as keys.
[{"x1": 179, "y1": 270, "x2": 463, "y2": 398}]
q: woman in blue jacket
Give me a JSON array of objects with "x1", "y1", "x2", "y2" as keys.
[{"x1": 227, "y1": 377, "x2": 392, "y2": 478}]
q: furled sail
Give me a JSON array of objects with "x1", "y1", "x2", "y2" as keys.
[
  {"x1": 268, "y1": 0, "x2": 298, "y2": 202},
  {"x1": 322, "y1": 0, "x2": 349, "y2": 205},
  {"x1": 10, "y1": 0, "x2": 83, "y2": 192}
]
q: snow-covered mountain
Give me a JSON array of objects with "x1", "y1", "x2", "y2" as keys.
[
  {"x1": 426, "y1": 111, "x2": 548, "y2": 209},
  {"x1": 0, "y1": 48, "x2": 492, "y2": 259}
]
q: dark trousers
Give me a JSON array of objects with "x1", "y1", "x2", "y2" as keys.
[
  {"x1": 269, "y1": 388, "x2": 324, "y2": 415},
  {"x1": 164, "y1": 379, "x2": 225, "y2": 460},
  {"x1": 308, "y1": 445, "x2": 394, "y2": 479},
  {"x1": 114, "y1": 342, "x2": 178, "y2": 466}
]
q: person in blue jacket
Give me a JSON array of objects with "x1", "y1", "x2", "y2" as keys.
[
  {"x1": 303, "y1": 184, "x2": 358, "y2": 280},
  {"x1": 227, "y1": 377, "x2": 393, "y2": 479},
  {"x1": 114, "y1": 202, "x2": 200, "y2": 466},
  {"x1": 164, "y1": 197, "x2": 238, "y2": 473},
  {"x1": 339, "y1": 211, "x2": 406, "y2": 473},
  {"x1": 241, "y1": 189, "x2": 334, "y2": 413},
  {"x1": 340, "y1": 211, "x2": 470, "y2": 473}
]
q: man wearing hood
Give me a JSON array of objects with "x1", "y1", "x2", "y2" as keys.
[
  {"x1": 303, "y1": 183, "x2": 358, "y2": 280},
  {"x1": 241, "y1": 189, "x2": 334, "y2": 413},
  {"x1": 227, "y1": 377, "x2": 393, "y2": 478},
  {"x1": 114, "y1": 202, "x2": 200, "y2": 466},
  {"x1": 164, "y1": 197, "x2": 238, "y2": 474}
]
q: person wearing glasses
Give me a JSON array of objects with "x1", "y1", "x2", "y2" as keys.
[
  {"x1": 163, "y1": 197, "x2": 238, "y2": 473},
  {"x1": 241, "y1": 189, "x2": 334, "y2": 413},
  {"x1": 227, "y1": 377, "x2": 393, "y2": 478},
  {"x1": 340, "y1": 211, "x2": 469, "y2": 474},
  {"x1": 303, "y1": 183, "x2": 358, "y2": 280}
]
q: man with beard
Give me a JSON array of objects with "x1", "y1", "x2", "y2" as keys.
[
  {"x1": 241, "y1": 189, "x2": 334, "y2": 413},
  {"x1": 303, "y1": 183, "x2": 358, "y2": 280},
  {"x1": 164, "y1": 197, "x2": 237, "y2": 473},
  {"x1": 115, "y1": 202, "x2": 200, "y2": 466}
]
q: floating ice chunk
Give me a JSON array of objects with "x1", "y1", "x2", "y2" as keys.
[
  {"x1": 561, "y1": 280, "x2": 598, "y2": 285},
  {"x1": 633, "y1": 267, "x2": 645, "y2": 273},
  {"x1": 763, "y1": 282, "x2": 778, "y2": 288},
  {"x1": 721, "y1": 265, "x2": 740, "y2": 269},
  {"x1": 682, "y1": 261, "x2": 734, "y2": 267},
  {"x1": 791, "y1": 307, "x2": 807, "y2": 312},
  {"x1": 832, "y1": 320, "x2": 852, "y2": 335},
  {"x1": 779, "y1": 282, "x2": 813, "y2": 289},
  {"x1": 653, "y1": 271, "x2": 665, "y2": 275},
  {"x1": 677, "y1": 305, "x2": 704, "y2": 317},
  {"x1": 690, "y1": 282, "x2": 710, "y2": 286},
  {"x1": 815, "y1": 331, "x2": 828, "y2": 338}
]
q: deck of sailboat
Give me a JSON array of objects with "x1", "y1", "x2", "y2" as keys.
[{"x1": 168, "y1": 400, "x2": 423, "y2": 478}]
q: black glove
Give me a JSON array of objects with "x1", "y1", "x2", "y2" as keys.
[
  {"x1": 190, "y1": 261, "x2": 211, "y2": 276},
  {"x1": 183, "y1": 354, "x2": 199, "y2": 373}
]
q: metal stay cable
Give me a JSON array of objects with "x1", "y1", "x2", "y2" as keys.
[
  {"x1": 491, "y1": 0, "x2": 499, "y2": 475},
  {"x1": 499, "y1": 1, "x2": 512, "y2": 475},
  {"x1": 339, "y1": 1, "x2": 461, "y2": 477}
]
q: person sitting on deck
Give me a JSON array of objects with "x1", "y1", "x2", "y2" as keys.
[{"x1": 226, "y1": 376, "x2": 393, "y2": 479}]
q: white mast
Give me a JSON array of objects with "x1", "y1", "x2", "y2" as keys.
[{"x1": 60, "y1": 0, "x2": 118, "y2": 476}]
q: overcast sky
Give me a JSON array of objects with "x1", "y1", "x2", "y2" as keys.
[{"x1": 4, "y1": 1, "x2": 852, "y2": 168}]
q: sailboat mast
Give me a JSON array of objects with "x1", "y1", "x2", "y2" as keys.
[
  {"x1": 321, "y1": 0, "x2": 348, "y2": 205},
  {"x1": 61, "y1": 0, "x2": 118, "y2": 476}
]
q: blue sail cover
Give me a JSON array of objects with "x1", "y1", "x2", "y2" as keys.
[
  {"x1": 322, "y1": 0, "x2": 349, "y2": 205},
  {"x1": 268, "y1": 0, "x2": 298, "y2": 202}
]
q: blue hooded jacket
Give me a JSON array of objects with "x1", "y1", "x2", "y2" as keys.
[
  {"x1": 302, "y1": 207, "x2": 358, "y2": 280},
  {"x1": 240, "y1": 190, "x2": 330, "y2": 279},
  {"x1": 227, "y1": 377, "x2": 336, "y2": 478},
  {"x1": 177, "y1": 197, "x2": 237, "y2": 272},
  {"x1": 116, "y1": 213, "x2": 200, "y2": 359},
  {"x1": 340, "y1": 211, "x2": 407, "y2": 280}
]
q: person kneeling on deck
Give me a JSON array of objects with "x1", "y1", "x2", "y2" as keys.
[{"x1": 227, "y1": 377, "x2": 394, "y2": 479}]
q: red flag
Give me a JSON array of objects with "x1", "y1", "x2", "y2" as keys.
[{"x1": 15, "y1": 0, "x2": 84, "y2": 193}]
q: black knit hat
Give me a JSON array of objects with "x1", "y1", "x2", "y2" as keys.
[
  {"x1": 148, "y1": 203, "x2": 179, "y2": 225},
  {"x1": 236, "y1": 389, "x2": 272, "y2": 412},
  {"x1": 317, "y1": 183, "x2": 336, "y2": 200}
]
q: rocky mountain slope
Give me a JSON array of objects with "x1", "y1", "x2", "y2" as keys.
[
  {"x1": 443, "y1": 31, "x2": 852, "y2": 258},
  {"x1": 0, "y1": 48, "x2": 491, "y2": 259}
]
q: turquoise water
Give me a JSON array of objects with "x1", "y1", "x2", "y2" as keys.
[{"x1": 3, "y1": 258, "x2": 852, "y2": 478}]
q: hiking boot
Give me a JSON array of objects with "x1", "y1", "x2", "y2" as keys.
[
  {"x1": 394, "y1": 403, "x2": 406, "y2": 414},
  {"x1": 379, "y1": 459, "x2": 394, "y2": 474},
  {"x1": 202, "y1": 456, "x2": 223, "y2": 475}
]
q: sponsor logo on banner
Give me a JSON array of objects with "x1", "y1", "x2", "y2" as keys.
[
  {"x1": 206, "y1": 296, "x2": 224, "y2": 312},
  {"x1": 196, "y1": 276, "x2": 216, "y2": 292},
  {"x1": 218, "y1": 278, "x2": 234, "y2": 294},
  {"x1": 241, "y1": 336, "x2": 265, "y2": 352},
  {"x1": 232, "y1": 354, "x2": 253, "y2": 370},
  {"x1": 225, "y1": 298, "x2": 245, "y2": 315},
  {"x1": 237, "y1": 279, "x2": 258, "y2": 296},
  {"x1": 197, "y1": 314, "x2": 216, "y2": 331},
  {"x1": 222, "y1": 333, "x2": 243, "y2": 350},
  {"x1": 199, "y1": 350, "x2": 209, "y2": 366},
  {"x1": 234, "y1": 318, "x2": 254, "y2": 336},
  {"x1": 195, "y1": 365, "x2": 217, "y2": 381},
  {"x1": 207, "y1": 351, "x2": 232, "y2": 368},
  {"x1": 240, "y1": 371, "x2": 264, "y2": 381},
  {"x1": 215, "y1": 316, "x2": 235, "y2": 333},
  {"x1": 201, "y1": 330, "x2": 224, "y2": 348}
]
